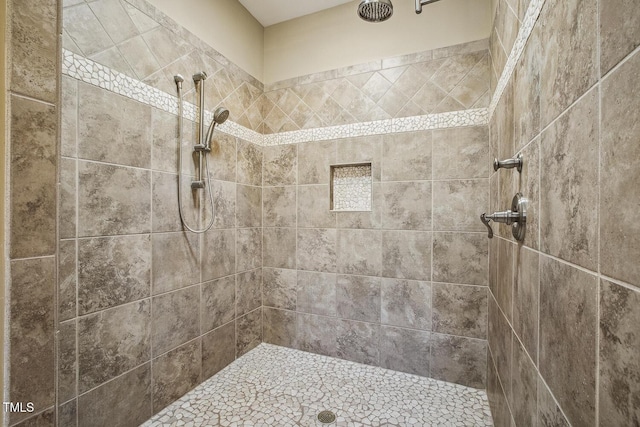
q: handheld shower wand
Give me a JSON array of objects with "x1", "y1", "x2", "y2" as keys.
[{"x1": 204, "y1": 107, "x2": 230, "y2": 150}]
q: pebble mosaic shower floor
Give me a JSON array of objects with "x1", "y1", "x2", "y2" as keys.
[{"x1": 143, "y1": 343, "x2": 493, "y2": 426}]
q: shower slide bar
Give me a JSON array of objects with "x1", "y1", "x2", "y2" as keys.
[{"x1": 174, "y1": 72, "x2": 229, "y2": 233}]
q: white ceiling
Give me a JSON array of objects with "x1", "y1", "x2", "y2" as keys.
[{"x1": 238, "y1": 0, "x2": 354, "y2": 27}]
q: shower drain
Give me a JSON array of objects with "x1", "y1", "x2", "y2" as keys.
[{"x1": 317, "y1": 410, "x2": 336, "y2": 424}]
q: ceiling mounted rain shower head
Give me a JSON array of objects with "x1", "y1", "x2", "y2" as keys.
[{"x1": 357, "y1": 0, "x2": 393, "y2": 23}]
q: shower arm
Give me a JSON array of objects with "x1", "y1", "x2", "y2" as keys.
[{"x1": 415, "y1": 0, "x2": 442, "y2": 14}]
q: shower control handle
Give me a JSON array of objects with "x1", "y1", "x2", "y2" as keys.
[
  {"x1": 484, "y1": 210, "x2": 520, "y2": 225},
  {"x1": 480, "y1": 213, "x2": 493, "y2": 239},
  {"x1": 480, "y1": 193, "x2": 528, "y2": 241}
]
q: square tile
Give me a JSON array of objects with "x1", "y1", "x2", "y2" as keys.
[
  {"x1": 263, "y1": 268, "x2": 296, "y2": 311},
  {"x1": 382, "y1": 231, "x2": 431, "y2": 281},
  {"x1": 380, "y1": 326, "x2": 430, "y2": 377},
  {"x1": 432, "y1": 283, "x2": 487, "y2": 339},
  {"x1": 432, "y1": 232, "x2": 488, "y2": 286},
  {"x1": 539, "y1": 256, "x2": 597, "y2": 427},
  {"x1": 297, "y1": 271, "x2": 336, "y2": 316},
  {"x1": 336, "y1": 229, "x2": 381, "y2": 276},
  {"x1": 336, "y1": 275, "x2": 381, "y2": 323},
  {"x1": 540, "y1": 88, "x2": 599, "y2": 271},
  {"x1": 381, "y1": 182, "x2": 432, "y2": 230},
  {"x1": 600, "y1": 50, "x2": 640, "y2": 287},
  {"x1": 152, "y1": 286, "x2": 200, "y2": 356},
  {"x1": 598, "y1": 279, "x2": 640, "y2": 426},
  {"x1": 430, "y1": 333, "x2": 487, "y2": 388},
  {"x1": 381, "y1": 278, "x2": 431, "y2": 330}
]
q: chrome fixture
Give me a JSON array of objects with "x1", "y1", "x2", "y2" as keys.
[
  {"x1": 175, "y1": 72, "x2": 229, "y2": 233},
  {"x1": 203, "y1": 107, "x2": 230, "y2": 150},
  {"x1": 480, "y1": 193, "x2": 528, "y2": 241},
  {"x1": 192, "y1": 71, "x2": 209, "y2": 189},
  {"x1": 494, "y1": 153, "x2": 523, "y2": 173},
  {"x1": 357, "y1": 0, "x2": 393, "y2": 22},
  {"x1": 415, "y1": 0, "x2": 443, "y2": 14}
]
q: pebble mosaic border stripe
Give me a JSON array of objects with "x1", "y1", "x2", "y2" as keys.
[
  {"x1": 488, "y1": 0, "x2": 545, "y2": 118},
  {"x1": 63, "y1": 48, "x2": 489, "y2": 147},
  {"x1": 62, "y1": 49, "x2": 263, "y2": 144}
]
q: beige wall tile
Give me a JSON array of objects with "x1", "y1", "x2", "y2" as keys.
[
  {"x1": 263, "y1": 308, "x2": 296, "y2": 348},
  {"x1": 433, "y1": 126, "x2": 490, "y2": 179},
  {"x1": 11, "y1": 0, "x2": 57, "y2": 102},
  {"x1": 539, "y1": 256, "x2": 597, "y2": 427},
  {"x1": 263, "y1": 227, "x2": 296, "y2": 269},
  {"x1": 78, "y1": 235, "x2": 151, "y2": 314},
  {"x1": 540, "y1": 88, "x2": 599, "y2": 271},
  {"x1": 9, "y1": 258, "x2": 55, "y2": 423},
  {"x1": 433, "y1": 232, "x2": 488, "y2": 286},
  {"x1": 152, "y1": 232, "x2": 199, "y2": 295},
  {"x1": 538, "y1": 0, "x2": 597, "y2": 127},
  {"x1": 201, "y1": 276, "x2": 236, "y2": 333},
  {"x1": 10, "y1": 96, "x2": 57, "y2": 259},
  {"x1": 379, "y1": 326, "x2": 430, "y2": 377},
  {"x1": 202, "y1": 322, "x2": 235, "y2": 379},
  {"x1": 78, "y1": 363, "x2": 151, "y2": 427},
  {"x1": 599, "y1": 0, "x2": 640, "y2": 74},
  {"x1": 430, "y1": 333, "x2": 487, "y2": 388},
  {"x1": 78, "y1": 301, "x2": 151, "y2": 393},
  {"x1": 152, "y1": 340, "x2": 201, "y2": 413},
  {"x1": 600, "y1": 51, "x2": 640, "y2": 287},
  {"x1": 236, "y1": 268, "x2": 262, "y2": 316},
  {"x1": 78, "y1": 161, "x2": 151, "y2": 236},
  {"x1": 336, "y1": 320, "x2": 379, "y2": 366},
  {"x1": 432, "y1": 283, "x2": 487, "y2": 339},
  {"x1": 381, "y1": 279, "x2": 431, "y2": 331},
  {"x1": 152, "y1": 286, "x2": 200, "y2": 356},
  {"x1": 598, "y1": 280, "x2": 640, "y2": 426},
  {"x1": 236, "y1": 308, "x2": 262, "y2": 357}
]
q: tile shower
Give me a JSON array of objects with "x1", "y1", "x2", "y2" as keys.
[{"x1": 3, "y1": 0, "x2": 639, "y2": 427}]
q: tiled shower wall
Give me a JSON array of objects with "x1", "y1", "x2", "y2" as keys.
[
  {"x1": 261, "y1": 127, "x2": 491, "y2": 388},
  {"x1": 5, "y1": 0, "x2": 59, "y2": 425},
  {"x1": 7, "y1": 0, "x2": 495, "y2": 425},
  {"x1": 58, "y1": 1, "x2": 263, "y2": 425},
  {"x1": 487, "y1": 0, "x2": 640, "y2": 425},
  {"x1": 261, "y1": 39, "x2": 490, "y2": 133}
]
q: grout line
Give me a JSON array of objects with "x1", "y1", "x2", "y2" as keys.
[
  {"x1": 5, "y1": 254, "x2": 56, "y2": 263},
  {"x1": 264, "y1": 304, "x2": 487, "y2": 344},
  {"x1": 8, "y1": 91, "x2": 57, "y2": 107},
  {"x1": 600, "y1": 43, "x2": 640, "y2": 82},
  {"x1": 594, "y1": 4, "x2": 602, "y2": 423},
  {"x1": 261, "y1": 146, "x2": 265, "y2": 343}
]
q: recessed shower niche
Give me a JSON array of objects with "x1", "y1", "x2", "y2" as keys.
[{"x1": 330, "y1": 163, "x2": 372, "y2": 211}]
